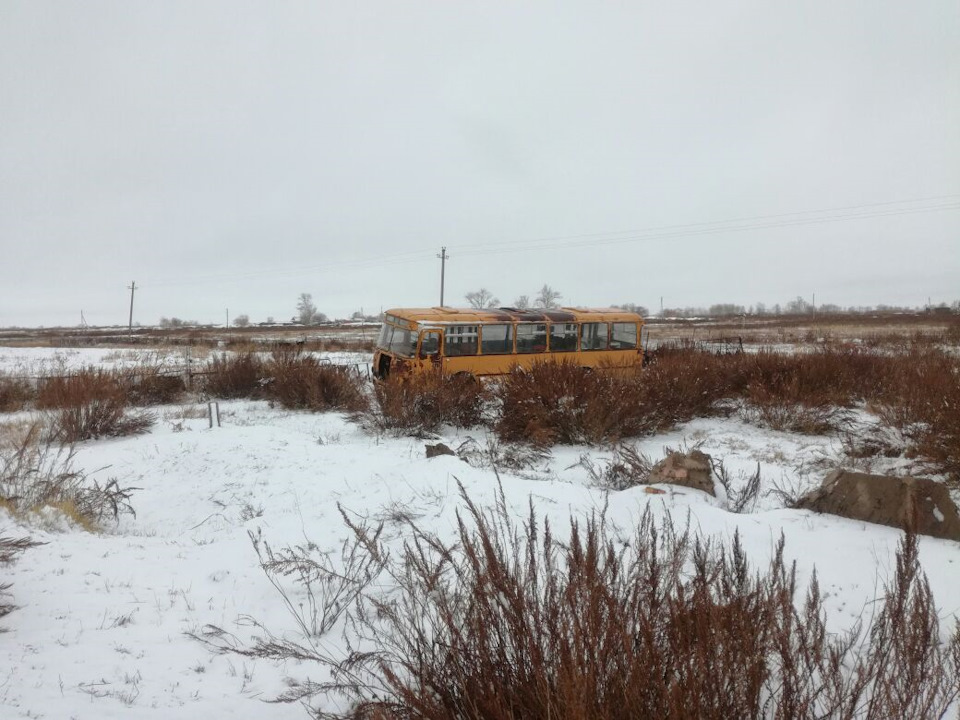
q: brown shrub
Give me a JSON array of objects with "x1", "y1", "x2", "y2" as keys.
[
  {"x1": 492, "y1": 354, "x2": 742, "y2": 446},
  {"x1": 371, "y1": 372, "x2": 486, "y2": 435},
  {"x1": 491, "y1": 362, "x2": 644, "y2": 445},
  {"x1": 37, "y1": 369, "x2": 154, "y2": 443},
  {"x1": 485, "y1": 345, "x2": 958, "y2": 481},
  {"x1": 638, "y1": 348, "x2": 746, "y2": 430},
  {"x1": 871, "y1": 347, "x2": 960, "y2": 482},
  {"x1": 744, "y1": 346, "x2": 888, "y2": 409},
  {"x1": 203, "y1": 352, "x2": 266, "y2": 399},
  {"x1": 125, "y1": 369, "x2": 186, "y2": 406},
  {"x1": 266, "y1": 351, "x2": 368, "y2": 412},
  {"x1": 742, "y1": 381, "x2": 845, "y2": 434},
  {"x1": 0, "y1": 374, "x2": 35, "y2": 413},
  {"x1": 199, "y1": 487, "x2": 960, "y2": 719}
]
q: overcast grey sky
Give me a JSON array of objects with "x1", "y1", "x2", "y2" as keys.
[{"x1": 1, "y1": 1, "x2": 958, "y2": 327}]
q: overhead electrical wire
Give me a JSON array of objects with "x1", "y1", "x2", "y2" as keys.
[
  {"x1": 452, "y1": 193, "x2": 960, "y2": 254},
  {"x1": 455, "y1": 200, "x2": 960, "y2": 259},
  {"x1": 144, "y1": 246, "x2": 437, "y2": 289},
  {"x1": 138, "y1": 195, "x2": 960, "y2": 289}
]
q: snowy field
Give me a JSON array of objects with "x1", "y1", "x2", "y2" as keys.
[
  {"x1": 2, "y1": 394, "x2": 959, "y2": 718},
  {"x1": 0, "y1": 347, "x2": 371, "y2": 378}
]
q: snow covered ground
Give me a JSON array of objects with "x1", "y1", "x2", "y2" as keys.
[
  {"x1": 0, "y1": 347, "x2": 371, "y2": 378},
  {"x1": 2, "y1": 399, "x2": 959, "y2": 717}
]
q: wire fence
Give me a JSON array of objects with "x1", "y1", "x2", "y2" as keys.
[{"x1": 0, "y1": 360, "x2": 373, "y2": 387}]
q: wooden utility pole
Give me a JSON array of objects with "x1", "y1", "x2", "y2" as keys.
[
  {"x1": 437, "y1": 246, "x2": 448, "y2": 306},
  {"x1": 127, "y1": 281, "x2": 136, "y2": 335}
]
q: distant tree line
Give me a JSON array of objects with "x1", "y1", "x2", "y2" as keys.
[
  {"x1": 157, "y1": 292, "x2": 959, "y2": 329},
  {"x1": 658, "y1": 296, "x2": 959, "y2": 318}
]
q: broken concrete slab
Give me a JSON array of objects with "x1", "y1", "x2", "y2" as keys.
[{"x1": 798, "y1": 469, "x2": 960, "y2": 541}]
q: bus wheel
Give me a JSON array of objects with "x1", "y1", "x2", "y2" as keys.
[{"x1": 451, "y1": 372, "x2": 479, "y2": 387}]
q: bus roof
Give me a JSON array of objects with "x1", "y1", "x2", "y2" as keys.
[{"x1": 384, "y1": 307, "x2": 645, "y2": 325}]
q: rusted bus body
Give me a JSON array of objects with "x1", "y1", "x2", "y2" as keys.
[{"x1": 372, "y1": 307, "x2": 646, "y2": 380}]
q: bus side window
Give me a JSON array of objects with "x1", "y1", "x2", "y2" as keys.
[
  {"x1": 549, "y1": 323, "x2": 578, "y2": 352},
  {"x1": 420, "y1": 332, "x2": 439, "y2": 357},
  {"x1": 444, "y1": 325, "x2": 478, "y2": 356},
  {"x1": 610, "y1": 322, "x2": 638, "y2": 349},
  {"x1": 580, "y1": 322, "x2": 608, "y2": 350},
  {"x1": 480, "y1": 324, "x2": 513, "y2": 354},
  {"x1": 516, "y1": 323, "x2": 547, "y2": 353}
]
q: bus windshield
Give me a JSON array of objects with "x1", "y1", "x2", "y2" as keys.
[{"x1": 376, "y1": 323, "x2": 418, "y2": 357}]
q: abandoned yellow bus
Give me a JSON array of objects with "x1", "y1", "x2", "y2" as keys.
[{"x1": 372, "y1": 307, "x2": 646, "y2": 380}]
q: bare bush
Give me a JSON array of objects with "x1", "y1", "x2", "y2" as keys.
[
  {"x1": 711, "y1": 458, "x2": 763, "y2": 513},
  {"x1": 368, "y1": 373, "x2": 486, "y2": 436},
  {"x1": 870, "y1": 347, "x2": 960, "y2": 484},
  {"x1": 248, "y1": 516, "x2": 387, "y2": 639},
  {"x1": 37, "y1": 369, "x2": 154, "y2": 443},
  {"x1": 767, "y1": 476, "x2": 809, "y2": 509},
  {"x1": 0, "y1": 373, "x2": 35, "y2": 413},
  {"x1": 639, "y1": 346, "x2": 746, "y2": 429},
  {"x1": 491, "y1": 362, "x2": 646, "y2": 445},
  {"x1": 490, "y1": 354, "x2": 745, "y2": 446},
  {"x1": 192, "y1": 510, "x2": 389, "y2": 706},
  {"x1": 0, "y1": 422, "x2": 138, "y2": 531},
  {"x1": 1, "y1": 534, "x2": 41, "y2": 623},
  {"x1": 266, "y1": 349, "x2": 368, "y2": 412},
  {"x1": 203, "y1": 352, "x2": 267, "y2": 399},
  {"x1": 125, "y1": 367, "x2": 186, "y2": 406},
  {"x1": 197, "y1": 486, "x2": 960, "y2": 719},
  {"x1": 578, "y1": 443, "x2": 654, "y2": 491},
  {"x1": 455, "y1": 436, "x2": 551, "y2": 474},
  {"x1": 741, "y1": 388, "x2": 845, "y2": 434}
]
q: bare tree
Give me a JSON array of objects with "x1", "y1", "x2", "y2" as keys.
[
  {"x1": 233, "y1": 314, "x2": 250, "y2": 327},
  {"x1": 465, "y1": 288, "x2": 500, "y2": 309},
  {"x1": 785, "y1": 296, "x2": 813, "y2": 315},
  {"x1": 535, "y1": 285, "x2": 562, "y2": 309},
  {"x1": 614, "y1": 303, "x2": 649, "y2": 316},
  {"x1": 513, "y1": 295, "x2": 530, "y2": 310},
  {"x1": 297, "y1": 293, "x2": 317, "y2": 325}
]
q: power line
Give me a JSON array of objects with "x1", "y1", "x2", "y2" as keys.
[
  {"x1": 136, "y1": 195, "x2": 960, "y2": 289},
  {"x1": 455, "y1": 201, "x2": 960, "y2": 259},
  {"x1": 452, "y1": 193, "x2": 960, "y2": 254},
  {"x1": 143, "y1": 247, "x2": 437, "y2": 289}
]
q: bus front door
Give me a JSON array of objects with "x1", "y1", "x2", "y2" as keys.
[{"x1": 419, "y1": 330, "x2": 443, "y2": 372}]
